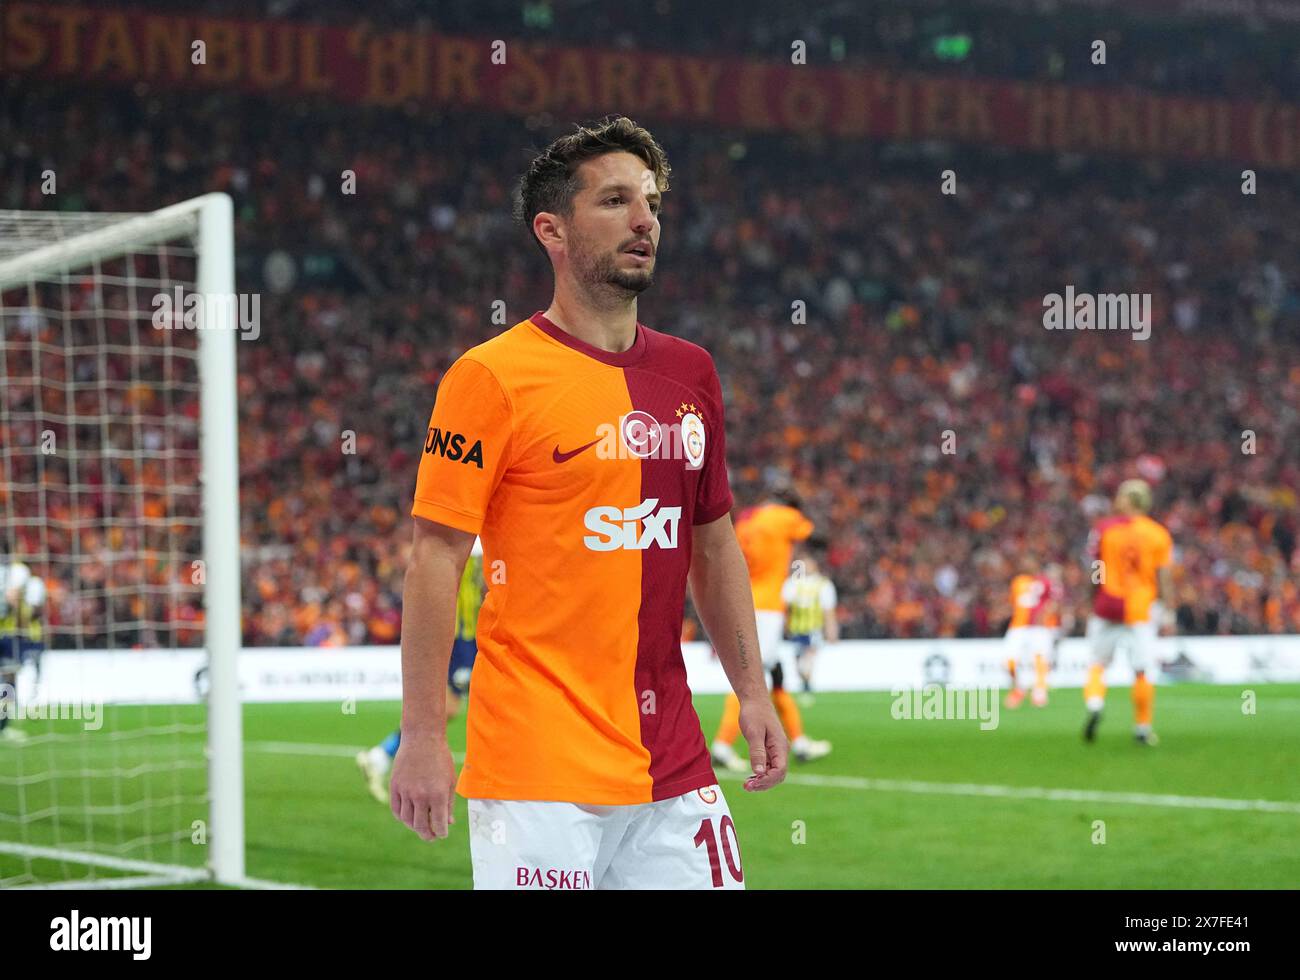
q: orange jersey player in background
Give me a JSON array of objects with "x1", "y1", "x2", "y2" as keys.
[
  {"x1": 710, "y1": 490, "x2": 833, "y2": 770},
  {"x1": 1003, "y1": 557, "x2": 1061, "y2": 709},
  {"x1": 1082, "y1": 478, "x2": 1175, "y2": 745}
]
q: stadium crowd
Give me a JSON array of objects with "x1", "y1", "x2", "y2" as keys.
[{"x1": 2, "y1": 16, "x2": 1299, "y2": 648}]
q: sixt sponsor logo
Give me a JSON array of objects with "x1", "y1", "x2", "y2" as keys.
[{"x1": 583, "y1": 498, "x2": 682, "y2": 551}]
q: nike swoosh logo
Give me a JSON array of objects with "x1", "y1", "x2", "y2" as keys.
[{"x1": 552, "y1": 438, "x2": 601, "y2": 463}]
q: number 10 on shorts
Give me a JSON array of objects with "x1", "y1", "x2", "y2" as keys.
[{"x1": 693, "y1": 816, "x2": 743, "y2": 887}]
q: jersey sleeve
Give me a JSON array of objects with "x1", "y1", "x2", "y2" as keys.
[
  {"x1": 781, "y1": 577, "x2": 796, "y2": 604},
  {"x1": 24, "y1": 576, "x2": 46, "y2": 608},
  {"x1": 693, "y1": 357, "x2": 734, "y2": 525},
  {"x1": 1043, "y1": 577, "x2": 1060, "y2": 605},
  {"x1": 820, "y1": 579, "x2": 837, "y2": 609},
  {"x1": 411, "y1": 357, "x2": 513, "y2": 535}
]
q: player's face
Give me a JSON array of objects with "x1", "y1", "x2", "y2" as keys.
[{"x1": 569, "y1": 152, "x2": 661, "y2": 295}]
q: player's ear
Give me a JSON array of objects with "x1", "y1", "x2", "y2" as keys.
[{"x1": 533, "y1": 211, "x2": 563, "y2": 253}]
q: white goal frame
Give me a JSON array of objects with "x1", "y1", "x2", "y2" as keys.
[{"x1": 0, "y1": 193, "x2": 245, "y2": 886}]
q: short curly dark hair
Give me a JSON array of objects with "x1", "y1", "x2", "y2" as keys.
[{"x1": 513, "y1": 115, "x2": 671, "y2": 258}]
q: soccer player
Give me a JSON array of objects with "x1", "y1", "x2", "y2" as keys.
[
  {"x1": 710, "y1": 492, "x2": 832, "y2": 771},
  {"x1": 0, "y1": 548, "x2": 43, "y2": 744},
  {"x1": 357, "y1": 539, "x2": 484, "y2": 804},
  {"x1": 1003, "y1": 555, "x2": 1059, "y2": 709},
  {"x1": 1082, "y1": 479, "x2": 1175, "y2": 745},
  {"x1": 781, "y1": 541, "x2": 839, "y2": 706},
  {"x1": 391, "y1": 116, "x2": 786, "y2": 890}
]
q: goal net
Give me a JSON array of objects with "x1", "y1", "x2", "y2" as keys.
[{"x1": 0, "y1": 194, "x2": 244, "y2": 888}]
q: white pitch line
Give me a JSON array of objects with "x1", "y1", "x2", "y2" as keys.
[
  {"x1": 248, "y1": 741, "x2": 1300, "y2": 816},
  {"x1": 1159, "y1": 696, "x2": 1300, "y2": 709},
  {"x1": 721, "y1": 771, "x2": 1300, "y2": 814},
  {"x1": 246, "y1": 740, "x2": 365, "y2": 758}
]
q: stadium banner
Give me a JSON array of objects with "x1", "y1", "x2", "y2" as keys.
[
  {"x1": 17, "y1": 636, "x2": 1300, "y2": 706},
  {"x1": 968, "y1": 0, "x2": 1300, "y2": 26},
  {"x1": 4, "y1": 4, "x2": 1300, "y2": 169}
]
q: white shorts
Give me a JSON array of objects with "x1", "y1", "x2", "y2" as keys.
[
  {"x1": 1004, "y1": 626, "x2": 1054, "y2": 676},
  {"x1": 1086, "y1": 615, "x2": 1157, "y2": 674},
  {"x1": 756, "y1": 609, "x2": 794, "y2": 680},
  {"x1": 467, "y1": 783, "x2": 744, "y2": 890}
]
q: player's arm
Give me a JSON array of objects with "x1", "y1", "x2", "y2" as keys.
[
  {"x1": 821, "y1": 579, "x2": 842, "y2": 642},
  {"x1": 1157, "y1": 565, "x2": 1174, "y2": 605},
  {"x1": 396, "y1": 356, "x2": 511, "y2": 838},
  {"x1": 1154, "y1": 564, "x2": 1176, "y2": 634},
  {"x1": 391, "y1": 516, "x2": 475, "y2": 841},
  {"x1": 1149, "y1": 528, "x2": 1177, "y2": 634},
  {"x1": 823, "y1": 592, "x2": 840, "y2": 644},
  {"x1": 688, "y1": 513, "x2": 787, "y2": 792}
]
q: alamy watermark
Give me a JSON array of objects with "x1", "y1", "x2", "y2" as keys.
[
  {"x1": 152, "y1": 286, "x2": 261, "y2": 341},
  {"x1": 1043, "y1": 286, "x2": 1151, "y2": 341},
  {"x1": 0, "y1": 685, "x2": 103, "y2": 731},
  {"x1": 891, "y1": 684, "x2": 1000, "y2": 731}
]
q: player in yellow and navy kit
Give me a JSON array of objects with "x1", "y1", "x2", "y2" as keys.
[
  {"x1": 357, "y1": 538, "x2": 485, "y2": 802},
  {"x1": 447, "y1": 543, "x2": 487, "y2": 710},
  {"x1": 1, "y1": 552, "x2": 45, "y2": 744},
  {"x1": 781, "y1": 544, "x2": 839, "y2": 705}
]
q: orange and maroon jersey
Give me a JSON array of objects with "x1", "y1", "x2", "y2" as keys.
[
  {"x1": 411, "y1": 312, "x2": 733, "y2": 805},
  {"x1": 1008, "y1": 573, "x2": 1059, "y2": 628},
  {"x1": 1087, "y1": 513, "x2": 1173, "y2": 624}
]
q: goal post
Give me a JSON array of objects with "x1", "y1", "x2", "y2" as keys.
[
  {"x1": 194, "y1": 193, "x2": 245, "y2": 886},
  {"x1": 0, "y1": 193, "x2": 244, "y2": 886}
]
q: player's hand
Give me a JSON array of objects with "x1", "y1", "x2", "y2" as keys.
[
  {"x1": 737, "y1": 697, "x2": 787, "y2": 792},
  {"x1": 390, "y1": 734, "x2": 457, "y2": 841}
]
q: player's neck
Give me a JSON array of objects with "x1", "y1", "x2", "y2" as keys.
[{"x1": 542, "y1": 291, "x2": 638, "y2": 354}]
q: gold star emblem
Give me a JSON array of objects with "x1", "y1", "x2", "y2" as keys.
[{"x1": 676, "y1": 401, "x2": 704, "y2": 424}]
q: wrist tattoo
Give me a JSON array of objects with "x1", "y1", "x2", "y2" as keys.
[{"x1": 737, "y1": 629, "x2": 749, "y2": 668}]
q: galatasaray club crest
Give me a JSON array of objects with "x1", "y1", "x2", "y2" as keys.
[
  {"x1": 697, "y1": 786, "x2": 718, "y2": 804},
  {"x1": 620, "y1": 410, "x2": 663, "y2": 458},
  {"x1": 677, "y1": 402, "x2": 706, "y2": 470}
]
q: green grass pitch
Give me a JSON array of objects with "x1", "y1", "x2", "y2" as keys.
[{"x1": 2, "y1": 684, "x2": 1298, "y2": 888}]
